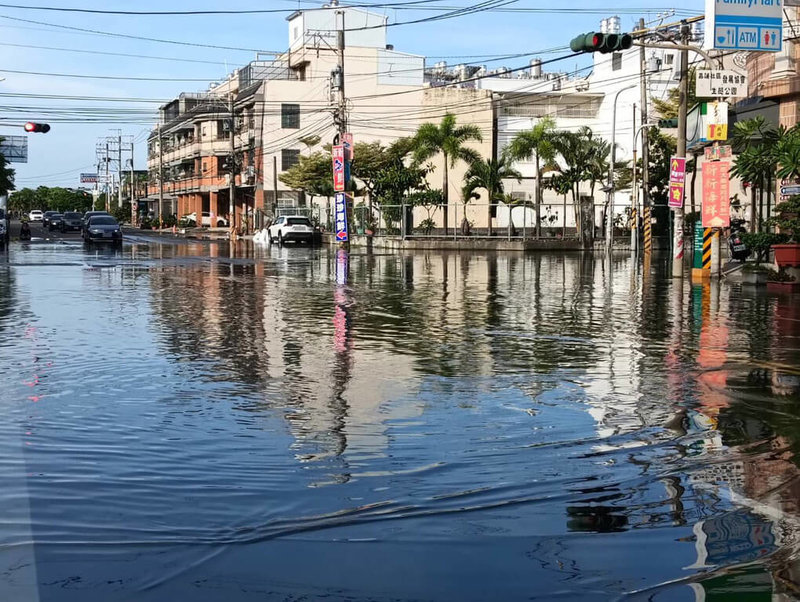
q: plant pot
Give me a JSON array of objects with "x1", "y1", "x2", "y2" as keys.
[
  {"x1": 767, "y1": 281, "x2": 800, "y2": 293},
  {"x1": 772, "y1": 243, "x2": 800, "y2": 267},
  {"x1": 742, "y1": 270, "x2": 768, "y2": 286}
]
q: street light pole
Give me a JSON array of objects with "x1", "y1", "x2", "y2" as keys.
[
  {"x1": 672, "y1": 23, "x2": 690, "y2": 278},
  {"x1": 606, "y1": 84, "x2": 636, "y2": 253}
]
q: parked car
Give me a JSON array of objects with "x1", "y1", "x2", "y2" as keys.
[
  {"x1": 48, "y1": 213, "x2": 64, "y2": 231},
  {"x1": 267, "y1": 215, "x2": 317, "y2": 245},
  {"x1": 180, "y1": 211, "x2": 229, "y2": 228},
  {"x1": 29, "y1": 210, "x2": 44, "y2": 222},
  {"x1": 83, "y1": 215, "x2": 122, "y2": 245},
  {"x1": 81, "y1": 211, "x2": 110, "y2": 237},
  {"x1": 60, "y1": 211, "x2": 84, "y2": 232},
  {"x1": 42, "y1": 211, "x2": 59, "y2": 228}
]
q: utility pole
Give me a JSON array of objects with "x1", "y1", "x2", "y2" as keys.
[
  {"x1": 117, "y1": 132, "x2": 123, "y2": 214},
  {"x1": 638, "y1": 18, "x2": 650, "y2": 219},
  {"x1": 130, "y1": 140, "x2": 135, "y2": 226},
  {"x1": 336, "y1": 9, "x2": 346, "y2": 139},
  {"x1": 272, "y1": 155, "x2": 278, "y2": 218},
  {"x1": 105, "y1": 140, "x2": 110, "y2": 213},
  {"x1": 228, "y1": 93, "x2": 236, "y2": 235},
  {"x1": 158, "y1": 124, "x2": 164, "y2": 230},
  {"x1": 672, "y1": 22, "x2": 690, "y2": 279}
]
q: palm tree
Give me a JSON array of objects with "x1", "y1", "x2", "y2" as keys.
[
  {"x1": 462, "y1": 155, "x2": 522, "y2": 235},
  {"x1": 731, "y1": 116, "x2": 781, "y2": 231},
  {"x1": 549, "y1": 127, "x2": 597, "y2": 243},
  {"x1": 507, "y1": 116, "x2": 557, "y2": 237},
  {"x1": 412, "y1": 113, "x2": 483, "y2": 235}
]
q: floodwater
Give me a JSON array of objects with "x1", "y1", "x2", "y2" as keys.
[{"x1": 1, "y1": 233, "x2": 799, "y2": 601}]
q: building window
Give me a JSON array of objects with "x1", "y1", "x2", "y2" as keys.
[
  {"x1": 612, "y1": 53, "x2": 622, "y2": 71},
  {"x1": 281, "y1": 104, "x2": 300, "y2": 129},
  {"x1": 665, "y1": 54, "x2": 674, "y2": 65},
  {"x1": 282, "y1": 149, "x2": 300, "y2": 171}
]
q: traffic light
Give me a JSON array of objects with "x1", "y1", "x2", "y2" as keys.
[
  {"x1": 23, "y1": 122, "x2": 50, "y2": 133},
  {"x1": 569, "y1": 32, "x2": 633, "y2": 54},
  {"x1": 658, "y1": 118, "x2": 678, "y2": 128}
]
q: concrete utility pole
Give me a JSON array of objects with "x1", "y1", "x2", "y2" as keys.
[
  {"x1": 117, "y1": 132, "x2": 123, "y2": 213},
  {"x1": 105, "y1": 140, "x2": 110, "y2": 212},
  {"x1": 158, "y1": 124, "x2": 164, "y2": 230},
  {"x1": 336, "y1": 9, "x2": 346, "y2": 139},
  {"x1": 673, "y1": 23, "x2": 690, "y2": 279},
  {"x1": 130, "y1": 140, "x2": 135, "y2": 226},
  {"x1": 229, "y1": 93, "x2": 236, "y2": 234},
  {"x1": 272, "y1": 155, "x2": 278, "y2": 217},
  {"x1": 638, "y1": 17, "x2": 650, "y2": 239}
]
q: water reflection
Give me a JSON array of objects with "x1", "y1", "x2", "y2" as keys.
[{"x1": 0, "y1": 239, "x2": 799, "y2": 600}]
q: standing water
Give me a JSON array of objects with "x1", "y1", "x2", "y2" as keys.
[{"x1": 1, "y1": 237, "x2": 799, "y2": 601}]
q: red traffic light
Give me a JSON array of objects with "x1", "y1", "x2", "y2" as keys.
[{"x1": 24, "y1": 122, "x2": 51, "y2": 133}]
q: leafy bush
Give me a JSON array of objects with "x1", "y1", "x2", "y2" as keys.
[
  {"x1": 162, "y1": 214, "x2": 177, "y2": 228},
  {"x1": 139, "y1": 217, "x2": 152, "y2": 230},
  {"x1": 768, "y1": 195, "x2": 800, "y2": 241},
  {"x1": 741, "y1": 232, "x2": 788, "y2": 263},
  {"x1": 418, "y1": 218, "x2": 436, "y2": 234},
  {"x1": 767, "y1": 268, "x2": 796, "y2": 282}
]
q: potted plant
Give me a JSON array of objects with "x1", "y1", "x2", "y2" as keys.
[
  {"x1": 769, "y1": 195, "x2": 800, "y2": 267},
  {"x1": 742, "y1": 262, "x2": 770, "y2": 286},
  {"x1": 767, "y1": 267, "x2": 799, "y2": 292}
]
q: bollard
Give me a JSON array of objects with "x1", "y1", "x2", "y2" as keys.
[
  {"x1": 710, "y1": 229, "x2": 721, "y2": 278},
  {"x1": 630, "y1": 207, "x2": 638, "y2": 252}
]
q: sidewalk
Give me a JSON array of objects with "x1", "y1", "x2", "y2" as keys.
[{"x1": 123, "y1": 226, "x2": 254, "y2": 242}]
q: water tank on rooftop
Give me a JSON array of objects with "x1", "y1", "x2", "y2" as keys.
[{"x1": 530, "y1": 58, "x2": 542, "y2": 78}]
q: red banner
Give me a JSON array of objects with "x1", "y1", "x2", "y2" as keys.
[
  {"x1": 332, "y1": 145, "x2": 345, "y2": 192},
  {"x1": 702, "y1": 161, "x2": 731, "y2": 228}
]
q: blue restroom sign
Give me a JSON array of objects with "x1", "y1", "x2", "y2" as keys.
[{"x1": 705, "y1": 0, "x2": 783, "y2": 52}]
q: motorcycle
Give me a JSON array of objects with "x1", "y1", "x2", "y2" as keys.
[
  {"x1": 19, "y1": 220, "x2": 31, "y2": 242},
  {"x1": 728, "y1": 218, "x2": 750, "y2": 262}
]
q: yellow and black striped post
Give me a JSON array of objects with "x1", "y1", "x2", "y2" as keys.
[
  {"x1": 702, "y1": 227, "x2": 713, "y2": 270},
  {"x1": 643, "y1": 206, "x2": 652, "y2": 255}
]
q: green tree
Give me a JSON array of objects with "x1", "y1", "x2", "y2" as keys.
[
  {"x1": 0, "y1": 144, "x2": 15, "y2": 198},
  {"x1": 279, "y1": 151, "x2": 335, "y2": 209},
  {"x1": 731, "y1": 116, "x2": 782, "y2": 232},
  {"x1": 9, "y1": 187, "x2": 35, "y2": 214},
  {"x1": 412, "y1": 113, "x2": 483, "y2": 234},
  {"x1": 462, "y1": 155, "x2": 522, "y2": 234},
  {"x1": 507, "y1": 116, "x2": 557, "y2": 237},
  {"x1": 652, "y1": 67, "x2": 697, "y2": 120}
]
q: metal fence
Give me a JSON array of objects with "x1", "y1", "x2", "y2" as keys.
[{"x1": 345, "y1": 202, "x2": 638, "y2": 241}]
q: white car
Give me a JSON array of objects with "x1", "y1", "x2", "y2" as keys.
[
  {"x1": 29, "y1": 210, "x2": 44, "y2": 222},
  {"x1": 181, "y1": 211, "x2": 229, "y2": 228},
  {"x1": 267, "y1": 215, "x2": 316, "y2": 244}
]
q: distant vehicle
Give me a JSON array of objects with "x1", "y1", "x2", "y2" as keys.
[
  {"x1": 29, "y1": 210, "x2": 44, "y2": 222},
  {"x1": 48, "y1": 213, "x2": 65, "y2": 231},
  {"x1": 60, "y1": 212, "x2": 83, "y2": 232},
  {"x1": 83, "y1": 215, "x2": 122, "y2": 245},
  {"x1": 42, "y1": 211, "x2": 59, "y2": 228},
  {"x1": 81, "y1": 211, "x2": 110, "y2": 237},
  {"x1": 180, "y1": 211, "x2": 229, "y2": 228},
  {"x1": 267, "y1": 215, "x2": 317, "y2": 245}
]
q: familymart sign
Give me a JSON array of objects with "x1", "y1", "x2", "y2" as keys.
[{"x1": 705, "y1": 0, "x2": 783, "y2": 52}]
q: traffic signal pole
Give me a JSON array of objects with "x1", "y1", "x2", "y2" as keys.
[{"x1": 672, "y1": 24, "x2": 690, "y2": 279}]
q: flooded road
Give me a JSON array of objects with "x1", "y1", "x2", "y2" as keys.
[{"x1": 1, "y1": 232, "x2": 800, "y2": 601}]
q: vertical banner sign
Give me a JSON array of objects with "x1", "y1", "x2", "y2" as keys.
[
  {"x1": 702, "y1": 161, "x2": 731, "y2": 228},
  {"x1": 669, "y1": 157, "x2": 686, "y2": 209},
  {"x1": 332, "y1": 145, "x2": 346, "y2": 193},
  {"x1": 334, "y1": 192, "x2": 349, "y2": 243}
]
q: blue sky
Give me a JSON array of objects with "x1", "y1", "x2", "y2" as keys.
[{"x1": 0, "y1": 0, "x2": 702, "y2": 188}]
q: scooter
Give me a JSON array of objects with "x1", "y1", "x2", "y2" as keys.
[
  {"x1": 19, "y1": 220, "x2": 31, "y2": 241},
  {"x1": 728, "y1": 218, "x2": 750, "y2": 262}
]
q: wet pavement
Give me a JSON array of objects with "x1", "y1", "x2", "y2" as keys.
[{"x1": 1, "y1": 223, "x2": 799, "y2": 601}]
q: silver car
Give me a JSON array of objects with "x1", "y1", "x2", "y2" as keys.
[{"x1": 84, "y1": 215, "x2": 123, "y2": 246}]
